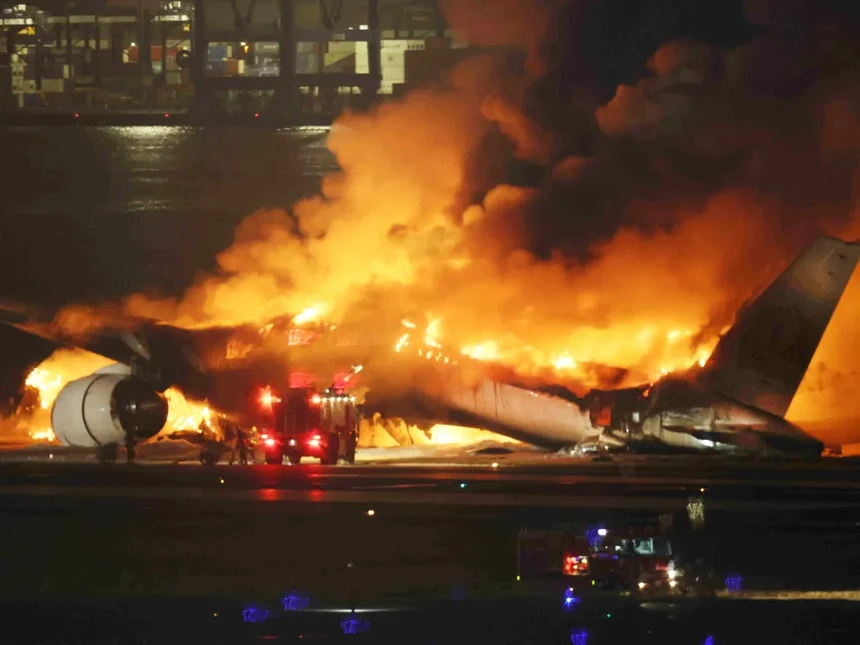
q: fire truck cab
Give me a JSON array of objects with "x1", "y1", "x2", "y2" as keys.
[
  {"x1": 517, "y1": 523, "x2": 682, "y2": 594},
  {"x1": 588, "y1": 525, "x2": 677, "y2": 593},
  {"x1": 262, "y1": 388, "x2": 358, "y2": 465}
]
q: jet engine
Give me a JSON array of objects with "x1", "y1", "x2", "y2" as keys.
[{"x1": 51, "y1": 364, "x2": 168, "y2": 447}]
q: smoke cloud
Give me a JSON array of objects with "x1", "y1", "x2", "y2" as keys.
[{"x1": 50, "y1": 0, "x2": 860, "y2": 442}]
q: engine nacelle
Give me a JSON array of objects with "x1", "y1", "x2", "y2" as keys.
[{"x1": 51, "y1": 367, "x2": 168, "y2": 447}]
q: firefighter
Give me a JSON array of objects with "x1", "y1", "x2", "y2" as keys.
[
  {"x1": 222, "y1": 421, "x2": 238, "y2": 465},
  {"x1": 236, "y1": 426, "x2": 248, "y2": 465}
]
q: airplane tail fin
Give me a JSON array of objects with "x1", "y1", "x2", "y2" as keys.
[{"x1": 701, "y1": 236, "x2": 860, "y2": 418}]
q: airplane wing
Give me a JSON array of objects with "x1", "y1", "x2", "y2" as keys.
[{"x1": 701, "y1": 236, "x2": 860, "y2": 418}]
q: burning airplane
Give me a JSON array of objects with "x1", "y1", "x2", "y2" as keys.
[{"x1": 0, "y1": 235, "x2": 857, "y2": 458}]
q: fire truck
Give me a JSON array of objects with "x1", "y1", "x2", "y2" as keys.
[
  {"x1": 517, "y1": 523, "x2": 697, "y2": 595},
  {"x1": 261, "y1": 387, "x2": 358, "y2": 465}
]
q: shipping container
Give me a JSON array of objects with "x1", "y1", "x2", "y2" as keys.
[
  {"x1": 40, "y1": 78, "x2": 66, "y2": 93},
  {"x1": 207, "y1": 43, "x2": 231, "y2": 60},
  {"x1": 255, "y1": 41, "x2": 279, "y2": 54}
]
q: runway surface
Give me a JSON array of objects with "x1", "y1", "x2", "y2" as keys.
[
  {"x1": 2, "y1": 445, "x2": 860, "y2": 607},
  {"x1": 1, "y1": 443, "x2": 859, "y2": 511}
]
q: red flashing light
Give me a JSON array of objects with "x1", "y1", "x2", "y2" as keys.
[
  {"x1": 563, "y1": 554, "x2": 590, "y2": 576},
  {"x1": 308, "y1": 434, "x2": 321, "y2": 447},
  {"x1": 265, "y1": 438, "x2": 276, "y2": 447},
  {"x1": 254, "y1": 112, "x2": 260, "y2": 118},
  {"x1": 74, "y1": 113, "x2": 80, "y2": 118},
  {"x1": 164, "y1": 113, "x2": 169, "y2": 118},
  {"x1": 259, "y1": 386, "x2": 282, "y2": 409}
]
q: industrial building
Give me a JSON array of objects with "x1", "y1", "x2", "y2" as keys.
[{"x1": 0, "y1": 1, "x2": 478, "y2": 118}]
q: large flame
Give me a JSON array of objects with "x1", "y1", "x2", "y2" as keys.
[{"x1": 42, "y1": 2, "x2": 860, "y2": 445}]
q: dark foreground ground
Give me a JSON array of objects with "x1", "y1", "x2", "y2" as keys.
[{"x1": 0, "y1": 459, "x2": 858, "y2": 643}]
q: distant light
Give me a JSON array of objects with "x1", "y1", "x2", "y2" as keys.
[
  {"x1": 164, "y1": 113, "x2": 169, "y2": 118},
  {"x1": 219, "y1": 478, "x2": 225, "y2": 484},
  {"x1": 74, "y1": 112, "x2": 79, "y2": 118},
  {"x1": 359, "y1": 24, "x2": 368, "y2": 30},
  {"x1": 367, "y1": 509, "x2": 375, "y2": 516},
  {"x1": 459, "y1": 483, "x2": 466, "y2": 489},
  {"x1": 311, "y1": 394, "x2": 322, "y2": 405},
  {"x1": 265, "y1": 438, "x2": 275, "y2": 447},
  {"x1": 638, "y1": 581, "x2": 646, "y2": 589},
  {"x1": 516, "y1": 575, "x2": 520, "y2": 581},
  {"x1": 669, "y1": 580, "x2": 677, "y2": 588},
  {"x1": 491, "y1": 462, "x2": 499, "y2": 468},
  {"x1": 700, "y1": 487, "x2": 705, "y2": 493},
  {"x1": 130, "y1": 41, "x2": 136, "y2": 47},
  {"x1": 254, "y1": 112, "x2": 259, "y2": 118},
  {"x1": 597, "y1": 528, "x2": 607, "y2": 537},
  {"x1": 240, "y1": 41, "x2": 247, "y2": 46}
]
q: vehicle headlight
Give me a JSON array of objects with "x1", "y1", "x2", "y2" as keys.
[{"x1": 667, "y1": 561, "x2": 683, "y2": 579}]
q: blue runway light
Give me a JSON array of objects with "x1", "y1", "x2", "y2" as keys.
[
  {"x1": 341, "y1": 617, "x2": 371, "y2": 634},
  {"x1": 703, "y1": 636, "x2": 715, "y2": 645},
  {"x1": 563, "y1": 587, "x2": 580, "y2": 609},
  {"x1": 242, "y1": 607, "x2": 269, "y2": 623},
  {"x1": 281, "y1": 591, "x2": 311, "y2": 611},
  {"x1": 725, "y1": 574, "x2": 743, "y2": 594},
  {"x1": 569, "y1": 628, "x2": 588, "y2": 645}
]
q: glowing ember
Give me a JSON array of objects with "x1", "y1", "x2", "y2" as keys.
[
  {"x1": 462, "y1": 341, "x2": 500, "y2": 362},
  {"x1": 293, "y1": 307, "x2": 324, "y2": 326},
  {"x1": 428, "y1": 424, "x2": 520, "y2": 445},
  {"x1": 29, "y1": 428, "x2": 55, "y2": 442},
  {"x1": 553, "y1": 355, "x2": 577, "y2": 371}
]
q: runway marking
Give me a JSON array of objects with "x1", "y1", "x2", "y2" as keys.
[
  {"x1": 0, "y1": 485, "x2": 856, "y2": 512},
  {"x1": 2, "y1": 461, "x2": 860, "y2": 490}
]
